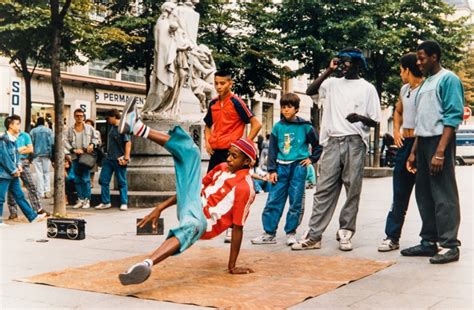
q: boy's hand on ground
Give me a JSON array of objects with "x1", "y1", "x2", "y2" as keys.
[
  {"x1": 229, "y1": 266, "x2": 254, "y2": 275},
  {"x1": 300, "y1": 158, "x2": 311, "y2": 166},
  {"x1": 137, "y1": 207, "x2": 162, "y2": 229},
  {"x1": 269, "y1": 172, "x2": 278, "y2": 184}
]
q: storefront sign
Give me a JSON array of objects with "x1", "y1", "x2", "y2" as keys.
[
  {"x1": 95, "y1": 89, "x2": 145, "y2": 106},
  {"x1": 10, "y1": 77, "x2": 21, "y2": 115},
  {"x1": 73, "y1": 100, "x2": 92, "y2": 119}
]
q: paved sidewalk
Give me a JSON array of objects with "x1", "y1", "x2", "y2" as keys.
[{"x1": 1, "y1": 167, "x2": 472, "y2": 309}]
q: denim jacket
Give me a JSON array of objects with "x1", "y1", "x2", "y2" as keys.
[
  {"x1": 0, "y1": 133, "x2": 21, "y2": 180},
  {"x1": 64, "y1": 124, "x2": 99, "y2": 152},
  {"x1": 30, "y1": 125, "x2": 54, "y2": 157}
]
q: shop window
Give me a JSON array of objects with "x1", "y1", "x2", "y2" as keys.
[
  {"x1": 89, "y1": 59, "x2": 116, "y2": 79},
  {"x1": 0, "y1": 113, "x2": 7, "y2": 132},
  {"x1": 121, "y1": 68, "x2": 145, "y2": 84}
]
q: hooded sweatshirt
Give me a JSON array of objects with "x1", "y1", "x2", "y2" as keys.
[{"x1": 267, "y1": 116, "x2": 322, "y2": 173}]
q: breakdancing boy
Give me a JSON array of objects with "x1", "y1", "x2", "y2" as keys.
[{"x1": 118, "y1": 97, "x2": 257, "y2": 285}]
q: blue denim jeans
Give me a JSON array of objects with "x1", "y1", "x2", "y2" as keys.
[
  {"x1": 262, "y1": 161, "x2": 307, "y2": 235},
  {"x1": 254, "y1": 179, "x2": 272, "y2": 193},
  {"x1": 0, "y1": 177, "x2": 37, "y2": 222},
  {"x1": 384, "y1": 138, "x2": 416, "y2": 242},
  {"x1": 72, "y1": 160, "x2": 91, "y2": 200},
  {"x1": 99, "y1": 158, "x2": 128, "y2": 205}
]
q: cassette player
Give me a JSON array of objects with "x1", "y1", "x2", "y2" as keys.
[{"x1": 47, "y1": 218, "x2": 86, "y2": 240}]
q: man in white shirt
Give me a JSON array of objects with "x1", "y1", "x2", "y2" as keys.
[{"x1": 292, "y1": 47, "x2": 381, "y2": 252}]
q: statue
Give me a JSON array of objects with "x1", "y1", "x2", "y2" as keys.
[{"x1": 143, "y1": 0, "x2": 216, "y2": 116}]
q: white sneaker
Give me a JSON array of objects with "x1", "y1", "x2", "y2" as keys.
[
  {"x1": 291, "y1": 238, "x2": 321, "y2": 250},
  {"x1": 72, "y1": 200, "x2": 84, "y2": 209},
  {"x1": 82, "y1": 199, "x2": 90, "y2": 209},
  {"x1": 251, "y1": 233, "x2": 276, "y2": 244},
  {"x1": 224, "y1": 229, "x2": 232, "y2": 243},
  {"x1": 337, "y1": 229, "x2": 353, "y2": 251},
  {"x1": 119, "y1": 260, "x2": 152, "y2": 286},
  {"x1": 95, "y1": 203, "x2": 112, "y2": 210},
  {"x1": 31, "y1": 213, "x2": 47, "y2": 223},
  {"x1": 286, "y1": 233, "x2": 297, "y2": 246},
  {"x1": 120, "y1": 204, "x2": 128, "y2": 211},
  {"x1": 119, "y1": 96, "x2": 141, "y2": 135},
  {"x1": 378, "y1": 239, "x2": 400, "y2": 252}
]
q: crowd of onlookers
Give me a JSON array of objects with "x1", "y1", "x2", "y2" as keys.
[{"x1": 0, "y1": 107, "x2": 132, "y2": 226}]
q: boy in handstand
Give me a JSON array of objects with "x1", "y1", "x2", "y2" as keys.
[{"x1": 118, "y1": 97, "x2": 257, "y2": 285}]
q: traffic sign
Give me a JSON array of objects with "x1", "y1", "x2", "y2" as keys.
[{"x1": 464, "y1": 107, "x2": 472, "y2": 121}]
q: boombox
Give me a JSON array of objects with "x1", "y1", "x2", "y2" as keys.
[
  {"x1": 47, "y1": 218, "x2": 86, "y2": 240},
  {"x1": 136, "y1": 218, "x2": 164, "y2": 235}
]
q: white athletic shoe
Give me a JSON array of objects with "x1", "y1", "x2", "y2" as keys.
[
  {"x1": 119, "y1": 96, "x2": 140, "y2": 135},
  {"x1": 337, "y1": 229, "x2": 353, "y2": 251},
  {"x1": 81, "y1": 199, "x2": 90, "y2": 209},
  {"x1": 119, "y1": 260, "x2": 152, "y2": 286},
  {"x1": 95, "y1": 203, "x2": 112, "y2": 210},
  {"x1": 251, "y1": 233, "x2": 277, "y2": 244},
  {"x1": 291, "y1": 238, "x2": 321, "y2": 250},
  {"x1": 120, "y1": 204, "x2": 128, "y2": 211},
  {"x1": 31, "y1": 213, "x2": 47, "y2": 223},
  {"x1": 286, "y1": 233, "x2": 297, "y2": 246},
  {"x1": 378, "y1": 239, "x2": 400, "y2": 252},
  {"x1": 72, "y1": 200, "x2": 84, "y2": 209}
]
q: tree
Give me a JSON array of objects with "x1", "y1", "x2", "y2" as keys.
[
  {"x1": 196, "y1": 1, "x2": 280, "y2": 98},
  {"x1": 361, "y1": 0, "x2": 470, "y2": 105},
  {"x1": 458, "y1": 48, "x2": 474, "y2": 108},
  {"x1": 0, "y1": 1, "x2": 51, "y2": 131},
  {"x1": 50, "y1": 0, "x2": 72, "y2": 216},
  {"x1": 233, "y1": 1, "x2": 281, "y2": 98},
  {"x1": 100, "y1": 0, "x2": 161, "y2": 93},
  {"x1": 273, "y1": 0, "x2": 471, "y2": 167}
]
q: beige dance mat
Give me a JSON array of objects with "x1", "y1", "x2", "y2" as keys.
[{"x1": 17, "y1": 247, "x2": 394, "y2": 309}]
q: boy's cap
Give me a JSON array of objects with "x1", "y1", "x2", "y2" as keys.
[{"x1": 231, "y1": 138, "x2": 257, "y2": 164}]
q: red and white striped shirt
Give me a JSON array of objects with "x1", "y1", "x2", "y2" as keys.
[{"x1": 200, "y1": 163, "x2": 255, "y2": 240}]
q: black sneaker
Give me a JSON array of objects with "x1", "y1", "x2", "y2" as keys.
[
  {"x1": 430, "y1": 247, "x2": 459, "y2": 264},
  {"x1": 400, "y1": 241, "x2": 438, "y2": 257}
]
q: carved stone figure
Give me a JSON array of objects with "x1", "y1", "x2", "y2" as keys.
[{"x1": 143, "y1": 0, "x2": 216, "y2": 115}]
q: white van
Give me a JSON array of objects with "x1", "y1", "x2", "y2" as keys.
[{"x1": 456, "y1": 124, "x2": 474, "y2": 165}]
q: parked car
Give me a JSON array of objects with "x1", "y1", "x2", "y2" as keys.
[{"x1": 455, "y1": 124, "x2": 474, "y2": 166}]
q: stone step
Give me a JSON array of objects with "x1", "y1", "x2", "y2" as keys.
[
  {"x1": 363, "y1": 167, "x2": 393, "y2": 178},
  {"x1": 90, "y1": 188, "x2": 175, "y2": 208}
]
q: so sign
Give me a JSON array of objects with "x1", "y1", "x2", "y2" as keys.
[{"x1": 464, "y1": 107, "x2": 472, "y2": 121}]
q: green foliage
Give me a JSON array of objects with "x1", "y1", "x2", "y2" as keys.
[
  {"x1": 99, "y1": 0, "x2": 161, "y2": 76},
  {"x1": 0, "y1": 0, "x2": 132, "y2": 69},
  {"x1": 196, "y1": 1, "x2": 281, "y2": 97},
  {"x1": 0, "y1": 1, "x2": 51, "y2": 69},
  {"x1": 273, "y1": 0, "x2": 472, "y2": 106}
]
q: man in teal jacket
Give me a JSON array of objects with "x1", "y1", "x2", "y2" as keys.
[{"x1": 404, "y1": 40, "x2": 464, "y2": 264}]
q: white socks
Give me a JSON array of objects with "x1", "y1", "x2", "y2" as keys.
[
  {"x1": 144, "y1": 259, "x2": 153, "y2": 267},
  {"x1": 133, "y1": 119, "x2": 150, "y2": 138}
]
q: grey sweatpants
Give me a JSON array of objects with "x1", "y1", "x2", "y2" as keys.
[
  {"x1": 307, "y1": 135, "x2": 366, "y2": 241},
  {"x1": 416, "y1": 135, "x2": 460, "y2": 248}
]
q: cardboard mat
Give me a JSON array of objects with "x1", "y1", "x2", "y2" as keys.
[{"x1": 17, "y1": 247, "x2": 394, "y2": 309}]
